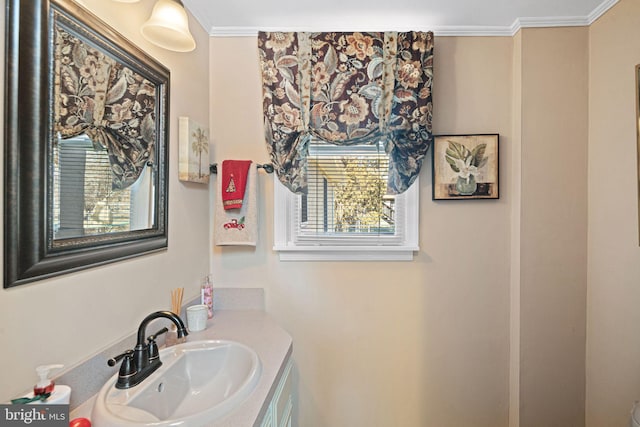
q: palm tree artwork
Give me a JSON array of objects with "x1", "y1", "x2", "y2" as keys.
[{"x1": 191, "y1": 127, "x2": 209, "y2": 178}]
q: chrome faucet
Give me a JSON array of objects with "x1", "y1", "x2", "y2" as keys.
[{"x1": 108, "y1": 311, "x2": 189, "y2": 389}]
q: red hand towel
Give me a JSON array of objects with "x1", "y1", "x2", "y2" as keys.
[{"x1": 221, "y1": 160, "x2": 252, "y2": 210}]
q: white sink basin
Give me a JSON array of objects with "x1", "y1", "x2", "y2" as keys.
[{"x1": 91, "y1": 340, "x2": 261, "y2": 427}]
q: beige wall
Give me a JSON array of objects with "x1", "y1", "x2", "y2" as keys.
[
  {"x1": 210, "y1": 36, "x2": 513, "y2": 427},
  {"x1": 0, "y1": 0, "x2": 211, "y2": 402},
  {"x1": 587, "y1": 0, "x2": 640, "y2": 425},
  {"x1": 517, "y1": 27, "x2": 589, "y2": 427}
]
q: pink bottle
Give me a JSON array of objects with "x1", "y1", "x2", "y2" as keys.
[{"x1": 201, "y1": 276, "x2": 213, "y2": 319}]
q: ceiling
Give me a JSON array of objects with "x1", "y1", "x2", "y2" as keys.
[{"x1": 183, "y1": 0, "x2": 618, "y2": 37}]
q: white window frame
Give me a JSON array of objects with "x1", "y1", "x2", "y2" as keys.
[{"x1": 273, "y1": 175, "x2": 419, "y2": 262}]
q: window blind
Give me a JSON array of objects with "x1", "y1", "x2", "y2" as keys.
[
  {"x1": 294, "y1": 139, "x2": 405, "y2": 246},
  {"x1": 53, "y1": 134, "x2": 132, "y2": 239}
]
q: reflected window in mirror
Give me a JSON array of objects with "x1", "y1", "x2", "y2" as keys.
[{"x1": 52, "y1": 134, "x2": 155, "y2": 240}]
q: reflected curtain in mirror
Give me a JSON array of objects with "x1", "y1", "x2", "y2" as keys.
[
  {"x1": 258, "y1": 31, "x2": 434, "y2": 195},
  {"x1": 54, "y1": 26, "x2": 157, "y2": 191}
]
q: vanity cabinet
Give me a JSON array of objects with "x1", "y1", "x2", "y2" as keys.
[{"x1": 260, "y1": 359, "x2": 293, "y2": 427}]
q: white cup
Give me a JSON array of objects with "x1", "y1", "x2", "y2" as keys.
[{"x1": 186, "y1": 304, "x2": 208, "y2": 332}]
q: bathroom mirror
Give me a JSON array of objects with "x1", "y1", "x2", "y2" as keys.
[{"x1": 4, "y1": 0, "x2": 170, "y2": 288}]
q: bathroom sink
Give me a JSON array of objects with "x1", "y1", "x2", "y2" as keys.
[{"x1": 91, "y1": 340, "x2": 261, "y2": 427}]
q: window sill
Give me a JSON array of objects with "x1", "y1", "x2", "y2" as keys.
[{"x1": 273, "y1": 245, "x2": 419, "y2": 261}]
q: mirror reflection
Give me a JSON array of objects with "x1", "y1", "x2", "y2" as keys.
[{"x1": 52, "y1": 10, "x2": 159, "y2": 242}]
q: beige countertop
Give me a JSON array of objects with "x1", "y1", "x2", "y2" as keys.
[{"x1": 71, "y1": 310, "x2": 293, "y2": 427}]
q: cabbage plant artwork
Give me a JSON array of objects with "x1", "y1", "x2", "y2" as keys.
[
  {"x1": 445, "y1": 140, "x2": 487, "y2": 195},
  {"x1": 432, "y1": 134, "x2": 499, "y2": 200}
]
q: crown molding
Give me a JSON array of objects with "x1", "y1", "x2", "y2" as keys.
[
  {"x1": 209, "y1": 26, "x2": 516, "y2": 37},
  {"x1": 207, "y1": 0, "x2": 620, "y2": 38},
  {"x1": 510, "y1": 15, "x2": 590, "y2": 34},
  {"x1": 588, "y1": 0, "x2": 619, "y2": 24}
]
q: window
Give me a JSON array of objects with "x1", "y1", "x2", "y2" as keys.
[
  {"x1": 53, "y1": 134, "x2": 153, "y2": 240},
  {"x1": 274, "y1": 139, "x2": 419, "y2": 261}
]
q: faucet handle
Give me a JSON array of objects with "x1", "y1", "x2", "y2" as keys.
[
  {"x1": 108, "y1": 350, "x2": 137, "y2": 389},
  {"x1": 147, "y1": 327, "x2": 169, "y2": 343},
  {"x1": 147, "y1": 327, "x2": 168, "y2": 363},
  {"x1": 108, "y1": 349, "x2": 134, "y2": 367}
]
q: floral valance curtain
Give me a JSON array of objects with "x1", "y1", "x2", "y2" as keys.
[
  {"x1": 258, "y1": 31, "x2": 434, "y2": 194},
  {"x1": 54, "y1": 25, "x2": 157, "y2": 190}
]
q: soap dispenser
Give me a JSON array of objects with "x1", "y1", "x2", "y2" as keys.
[
  {"x1": 34, "y1": 364, "x2": 61, "y2": 395},
  {"x1": 32, "y1": 364, "x2": 71, "y2": 405}
]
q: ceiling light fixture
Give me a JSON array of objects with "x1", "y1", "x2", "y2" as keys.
[{"x1": 141, "y1": 0, "x2": 196, "y2": 53}]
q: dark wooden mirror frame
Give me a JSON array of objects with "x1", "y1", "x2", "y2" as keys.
[
  {"x1": 637, "y1": 64, "x2": 640, "y2": 246},
  {"x1": 4, "y1": 0, "x2": 170, "y2": 288}
]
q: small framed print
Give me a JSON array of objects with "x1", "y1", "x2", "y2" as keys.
[
  {"x1": 179, "y1": 116, "x2": 210, "y2": 184},
  {"x1": 432, "y1": 134, "x2": 499, "y2": 200}
]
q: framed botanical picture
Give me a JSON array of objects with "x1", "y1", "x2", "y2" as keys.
[
  {"x1": 179, "y1": 116, "x2": 210, "y2": 184},
  {"x1": 432, "y1": 134, "x2": 499, "y2": 200}
]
